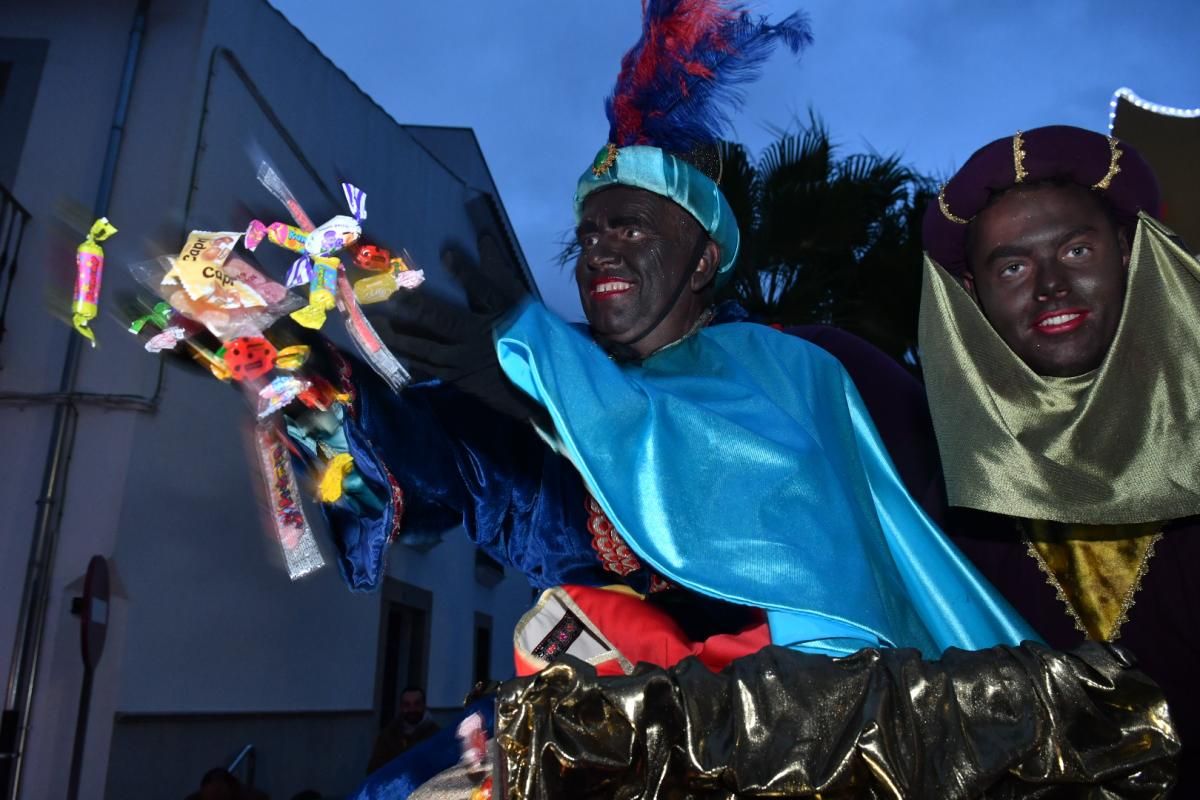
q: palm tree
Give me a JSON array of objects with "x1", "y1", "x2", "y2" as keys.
[{"x1": 718, "y1": 115, "x2": 935, "y2": 364}]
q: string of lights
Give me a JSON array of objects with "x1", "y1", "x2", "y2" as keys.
[{"x1": 1108, "y1": 86, "x2": 1200, "y2": 133}]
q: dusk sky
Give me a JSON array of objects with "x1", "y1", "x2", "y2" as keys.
[{"x1": 269, "y1": 1, "x2": 1200, "y2": 320}]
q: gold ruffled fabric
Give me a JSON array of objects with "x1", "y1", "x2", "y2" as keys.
[
  {"x1": 918, "y1": 214, "x2": 1200, "y2": 525},
  {"x1": 495, "y1": 644, "x2": 1178, "y2": 799}
]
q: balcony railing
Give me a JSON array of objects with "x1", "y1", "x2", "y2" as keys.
[{"x1": 0, "y1": 183, "x2": 31, "y2": 363}]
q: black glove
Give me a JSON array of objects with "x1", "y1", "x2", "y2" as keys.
[{"x1": 367, "y1": 234, "x2": 548, "y2": 426}]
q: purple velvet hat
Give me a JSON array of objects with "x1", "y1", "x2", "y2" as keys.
[{"x1": 923, "y1": 125, "x2": 1160, "y2": 275}]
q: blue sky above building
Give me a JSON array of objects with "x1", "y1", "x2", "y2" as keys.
[{"x1": 269, "y1": 0, "x2": 1200, "y2": 320}]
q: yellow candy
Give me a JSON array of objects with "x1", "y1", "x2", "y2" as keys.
[
  {"x1": 289, "y1": 288, "x2": 337, "y2": 330},
  {"x1": 274, "y1": 345, "x2": 311, "y2": 371},
  {"x1": 317, "y1": 453, "x2": 355, "y2": 503},
  {"x1": 353, "y1": 272, "x2": 399, "y2": 305}
]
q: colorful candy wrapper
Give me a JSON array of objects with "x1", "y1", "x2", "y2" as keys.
[
  {"x1": 273, "y1": 344, "x2": 310, "y2": 371},
  {"x1": 254, "y1": 423, "x2": 324, "y2": 579},
  {"x1": 316, "y1": 452, "x2": 355, "y2": 502},
  {"x1": 72, "y1": 218, "x2": 118, "y2": 346},
  {"x1": 130, "y1": 254, "x2": 301, "y2": 340},
  {"x1": 457, "y1": 713, "x2": 488, "y2": 770},
  {"x1": 128, "y1": 299, "x2": 207, "y2": 353},
  {"x1": 128, "y1": 300, "x2": 174, "y2": 335},
  {"x1": 248, "y1": 182, "x2": 367, "y2": 289},
  {"x1": 245, "y1": 220, "x2": 307, "y2": 254},
  {"x1": 456, "y1": 712, "x2": 493, "y2": 800},
  {"x1": 188, "y1": 341, "x2": 232, "y2": 381},
  {"x1": 257, "y1": 375, "x2": 310, "y2": 419},
  {"x1": 289, "y1": 257, "x2": 339, "y2": 330},
  {"x1": 256, "y1": 163, "x2": 315, "y2": 231},
  {"x1": 336, "y1": 272, "x2": 411, "y2": 392},
  {"x1": 161, "y1": 231, "x2": 262, "y2": 309},
  {"x1": 353, "y1": 249, "x2": 426, "y2": 305},
  {"x1": 145, "y1": 327, "x2": 188, "y2": 353},
  {"x1": 223, "y1": 336, "x2": 277, "y2": 382},
  {"x1": 354, "y1": 244, "x2": 391, "y2": 271}
]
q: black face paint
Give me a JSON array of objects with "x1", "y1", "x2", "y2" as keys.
[
  {"x1": 574, "y1": 186, "x2": 710, "y2": 360},
  {"x1": 966, "y1": 184, "x2": 1130, "y2": 377}
]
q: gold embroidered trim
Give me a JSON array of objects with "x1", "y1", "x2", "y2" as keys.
[
  {"x1": 1020, "y1": 523, "x2": 1163, "y2": 642},
  {"x1": 591, "y1": 143, "x2": 618, "y2": 177},
  {"x1": 1108, "y1": 531, "x2": 1161, "y2": 641},
  {"x1": 937, "y1": 183, "x2": 969, "y2": 225},
  {"x1": 1092, "y1": 137, "x2": 1123, "y2": 190},
  {"x1": 1012, "y1": 130, "x2": 1028, "y2": 183},
  {"x1": 1023, "y1": 534, "x2": 1090, "y2": 638}
]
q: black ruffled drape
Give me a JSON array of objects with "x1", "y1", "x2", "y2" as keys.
[{"x1": 496, "y1": 643, "x2": 1178, "y2": 799}]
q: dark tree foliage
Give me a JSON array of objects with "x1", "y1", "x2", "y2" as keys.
[{"x1": 717, "y1": 114, "x2": 935, "y2": 365}]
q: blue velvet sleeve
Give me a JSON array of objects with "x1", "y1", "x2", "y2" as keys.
[{"x1": 292, "y1": 355, "x2": 620, "y2": 593}]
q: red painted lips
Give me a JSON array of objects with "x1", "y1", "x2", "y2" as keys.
[
  {"x1": 1032, "y1": 308, "x2": 1090, "y2": 335},
  {"x1": 590, "y1": 276, "x2": 636, "y2": 299}
]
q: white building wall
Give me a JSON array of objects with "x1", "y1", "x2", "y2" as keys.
[{"x1": 0, "y1": 1, "x2": 535, "y2": 798}]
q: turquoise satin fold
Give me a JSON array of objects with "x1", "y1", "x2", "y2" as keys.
[
  {"x1": 496, "y1": 303, "x2": 1039, "y2": 658},
  {"x1": 574, "y1": 145, "x2": 741, "y2": 280}
]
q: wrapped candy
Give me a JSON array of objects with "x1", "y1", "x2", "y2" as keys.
[
  {"x1": 316, "y1": 452, "x2": 355, "y2": 502},
  {"x1": 256, "y1": 163, "x2": 315, "y2": 230},
  {"x1": 353, "y1": 249, "x2": 426, "y2": 305},
  {"x1": 273, "y1": 344, "x2": 310, "y2": 371},
  {"x1": 222, "y1": 336, "x2": 277, "y2": 382},
  {"x1": 128, "y1": 300, "x2": 205, "y2": 352},
  {"x1": 252, "y1": 164, "x2": 416, "y2": 390},
  {"x1": 245, "y1": 220, "x2": 307, "y2": 256},
  {"x1": 245, "y1": 182, "x2": 366, "y2": 289},
  {"x1": 254, "y1": 423, "x2": 324, "y2": 580},
  {"x1": 160, "y1": 231, "x2": 255, "y2": 308},
  {"x1": 456, "y1": 712, "x2": 493, "y2": 800},
  {"x1": 337, "y1": 273, "x2": 411, "y2": 392},
  {"x1": 128, "y1": 300, "x2": 174, "y2": 335},
  {"x1": 289, "y1": 256, "x2": 339, "y2": 330},
  {"x1": 257, "y1": 375, "x2": 310, "y2": 419},
  {"x1": 354, "y1": 244, "x2": 391, "y2": 271},
  {"x1": 72, "y1": 218, "x2": 119, "y2": 346},
  {"x1": 130, "y1": 254, "x2": 301, "y2": 341}
]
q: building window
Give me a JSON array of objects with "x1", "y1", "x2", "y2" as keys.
[
  {"x1": 376, "y1": 580, "x2": 432, "y2": 728},
  {"x1": 0, "y1": 38, "x2": 49, "y2": 188}
]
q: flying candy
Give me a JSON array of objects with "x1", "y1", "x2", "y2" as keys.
[
  {"x1": 354, "y1": 244, "x2": 391, "y2": 271},
  {"x1": 161, "y1": 231, "x2": 257, "y2": 308},
  {"x1": 72, "y1": 218, "x2": 119, "y2": 346},
  {"x1": 353, "y1": 249, "x2": 426, "y2": 305},
  {"x1": 288, "y1": 256, "x2": 339, "y2": 330},
  {"x1": 222, "y1": 336, "x2": 278, "y2": 382},
  {"x1": 255, "y1": 424, "x2": 324, "y2": 580},
  {"x1": 245, "y1": 182, "x2": 366, "y2": 289},
  {"x1": 257, "y1": 375, "x2": 311, "y2": 420}
]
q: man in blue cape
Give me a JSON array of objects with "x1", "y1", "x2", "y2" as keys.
[{"x1": 286, "y1": 3, "x2": 1178, "y2": 796}]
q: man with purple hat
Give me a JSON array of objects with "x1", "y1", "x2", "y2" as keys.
[{"x1": 920, "y1": 124, "x2": 1200, "y2": 792}]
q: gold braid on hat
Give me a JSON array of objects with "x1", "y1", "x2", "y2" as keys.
[
  {"x1": 1012, "y1": 131, "x2": 1028, "y2": 183},
  {"x1": 1092, "y1": 137, "x2": 1123, "y2": 191},
  {"x1": 938, "y1": 183, "x2": 970, "y2": 225}
]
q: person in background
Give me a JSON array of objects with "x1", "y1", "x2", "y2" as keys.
[{"x1": 367, "y1": 687, "x2": 440, "y2": 774}]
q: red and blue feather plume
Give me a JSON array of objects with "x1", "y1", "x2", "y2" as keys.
[{"x1": 606, "y1": 0, "x2": 813, "y2": 153}]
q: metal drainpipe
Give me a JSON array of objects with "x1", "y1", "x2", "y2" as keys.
[{"x1": 1, "y1": 2, "x2": 151, "y2": 798}]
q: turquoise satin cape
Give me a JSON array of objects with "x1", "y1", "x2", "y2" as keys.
[{"x1": 496, "y1": 303, "x2": 1038, "y2": 658}]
